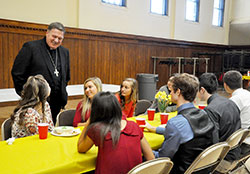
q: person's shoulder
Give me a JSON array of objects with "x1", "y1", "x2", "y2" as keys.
[
  {"x1": 123, "y1": 120, "x2": 141, "y2": 135},
  {"x1": 77, "y1": 101, "x2": 83, "y2": 106},
  {"x1": 45, "y1": 101, "x2": 51, "y2": 109},
  {"x1": 25, "y1": 107, "x2": 37, "y2": 116},
  {"x1": 234, "y1": 88, "x2": 250, "y2": 97},
  {"x1": 59, "y1": 45, "x2": 69, "y2": 52},
  {"x1": 168, "y1": 114, "x2": 189, "y2": 127},
  {"x1": 159, "y1": 85, "x2": 168, "y2": 91},
  {"x1": 126, "y1": 120, "x2": 138, "y2": 127},
  {"x1": 210, "y1": 94, "x2": 230, "y2": 106},
  {"x1": 23, "y1": 39, "x2": 43, "y2": 48},
  {"x1": 114, "y1": 93, "x2": 120, "y2": 100}
]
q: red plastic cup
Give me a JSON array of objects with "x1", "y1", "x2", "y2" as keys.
[
  {"x1": 136, "y1": 118, "x2": 146, "y2": 132},
  {"x1": 38, "y1": 123, "x2": 49, "y2": 139},
  {"x1": 139, "y1": 125, "x2": 146, "y2": 132},
  {"x1": 147, "y1": 109, "x2": 155, "y2": 121},
  {"x1": 198, "y1": 104, "x2": 206, "y2": 110},
  {"x1": 160, "y1": 113, "x2": 169, "y2": 125}
]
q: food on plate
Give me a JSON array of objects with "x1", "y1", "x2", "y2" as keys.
[{"x1": 53, "y1": 126, "x2": 74, "y2": 135}]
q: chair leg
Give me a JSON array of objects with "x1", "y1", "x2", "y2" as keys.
[
  {"x1": 243, "y1": 162, "x2": 250, "y2": 174},
  {"x1": 229, "y1": 162, "x2": 250, "y2": 174}
]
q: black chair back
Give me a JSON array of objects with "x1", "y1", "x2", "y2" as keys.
[
  {"x1": 56, "y1": 109, "x2": 76, "y2": 126},
  {"x1": 1, "y1": 118, "x2": 12, "y2": 141}
]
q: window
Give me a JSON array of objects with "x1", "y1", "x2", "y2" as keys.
[
  {"x1": 150, "y1": 0, "x2": 168, "y2": 15},
  {"x1": 185, "y1": 0, "x2": 200, "y2": 22},
  {"x1": 212, "y1": 0, "x2": 224, "y2": 27},
  {"x1": 102, "y1": 0, "x2": 126, "y2": 7}
]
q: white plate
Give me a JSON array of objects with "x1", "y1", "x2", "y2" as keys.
[{"x1": 51, "y1": 128, "x2": 81, "y2": 137}]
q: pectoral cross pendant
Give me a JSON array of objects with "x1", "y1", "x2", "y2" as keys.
[{"x1": 54, "y1": 69, "x2": 59, "y2": 77}]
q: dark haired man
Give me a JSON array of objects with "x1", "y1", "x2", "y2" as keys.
[
  {"x1": 224, "y1": 70, "x2": 250, "y2": 155},
  {"x1": 11, "y1": 22, "x2": 70, "y2": 124},
  {"x1": 197, "y1": 73, "x2": 241, "y2": 173},
  {"x1": 145, "y1": 73, "x2": 215, "y2": 173}
]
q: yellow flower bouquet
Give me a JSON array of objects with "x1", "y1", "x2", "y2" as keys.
[{"x1": 155, "y1": 91, "x2": 172, "y2": 113}]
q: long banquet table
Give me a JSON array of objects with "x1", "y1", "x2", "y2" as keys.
[{"x1": 0, "y1": 112, "x2": 177, "y2": 174}]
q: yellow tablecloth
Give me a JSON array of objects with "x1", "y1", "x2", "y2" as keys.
[
  {"x1": 243, "y1": 75, "x2": 250, "y2": 80},
  {"x1": 0, "y1": 112, "x2": 177, "y2": 174},
  {"x1": 128, "y1": 112, "x2": 177, "y2": 150},
  {"x1": 0, "y1": 132, "x2": 97, "y2": 174}
]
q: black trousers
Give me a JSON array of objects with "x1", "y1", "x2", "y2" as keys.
[
  {"x1": 48, "y1": 91, "x2": 64, "y2": 125},
  {"x1": 240, "y1": 143, "x2": 250, "y2": 156}
]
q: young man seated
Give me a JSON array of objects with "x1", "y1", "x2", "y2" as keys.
[
  {"x1": 145, "y1": 73, "x2": 216, "y2": 174},
  {"x1": 224, "y1": 70, "x2": 250, "y2": 155},
  {"x1": 198, "y1": 73, "x2": 241, "y2": 173}
]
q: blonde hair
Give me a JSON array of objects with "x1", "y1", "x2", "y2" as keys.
[
  {"x1": 81, "y1": 77, "x2": 102, "y2": 121},
  {"x1": 118, "y1": 78, "x2": 138, "y2": 108}
]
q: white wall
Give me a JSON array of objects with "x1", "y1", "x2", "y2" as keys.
[
  {"x1": 174, "y1": 0, "x2": 231, "y2": 44},
  {"x1": 0, "y1": 84, "x2": 120, "y2": 103},
  {"x1": 228, "y1": 0, "x2": 250, "y2": 45},
  {"x1": 79, "y1": 0, "x2": 171, "y2": 39},
  {"x1": 0, "y1": 0, "x2": 240, "y2": 45},
  {"x1": 0, "y1": 0, "x2": 78, "y2": 27},
  {"x1": 231, "y1": 0, "x2": 250, "y2": 23}
]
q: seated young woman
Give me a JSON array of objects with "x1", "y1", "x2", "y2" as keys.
[
  {"x1": 73, "y1": 77, "x2": 102, "y2": 127},
  {"x1": 115, "y1": 78, "x2": 138, "y2": 119},
  {"x1": 77, "y1": 92, "x2": 154, "y2": 174},
  {"x1": 11, "y1": 75, "x2": 54, "y2": 138}
]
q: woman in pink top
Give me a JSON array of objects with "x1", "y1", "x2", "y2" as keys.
[
  {"x1": 77, "y1": 92, "x2": 154, "y2": 174},
  {"x1": 115, "y1": 78, "x2": 138, "y2": 119},
  {"x1": 73, "y1": 77, "x2": 102, "y2": 127}
]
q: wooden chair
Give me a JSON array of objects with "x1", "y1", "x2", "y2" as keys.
[
  {"x1": 56, "y1": 109, "x2": 76, "y2": 127},
  {"x1": 134, "y1": 99, "x2": 152, "y2": 116},
  {"x1": 1, "y1": 118, "x2": 12, "y2": 141},
  {"x1": 184, "y1": 142, "x2": 230, "y2": 174},
  {"x1": 128, "y1": 157, "x2": 173, "y2": 174}
]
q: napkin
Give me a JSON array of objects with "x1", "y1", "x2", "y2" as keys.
[{"x1": 6, "y1": 137, "x2": 15, "y2": 145}]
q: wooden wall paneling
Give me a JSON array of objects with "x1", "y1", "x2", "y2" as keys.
[
  {"x1": 78, "y1": 39, "x2": 90, "y2": 84},
  {"x1": 64, "y1": 38, "x2": 78, "y2": 85},
  {"x1": 8, "y1": 33, "x2": 14, "y2": 88},
  {"x1": 146, "y1": 45, "x2": 155, "y2": 74},
  {"x1": 0, "y1": 18, "x2": 237, "y2": 93},
  {"x1": 120, "y1": 43, "x2": 128, "y2": 80},
  {"x1": 88, "y1": 40, "x2": 99, "y2": 80},
  {"x1": 96, "y1": 40, "x2": 106, "y2": 83},
  {"x1": 135, "y1": 44, "x2": 148, "y2": 77},
  {"x1": 142, "y1": 44, "x2": 152, "y2": 73},
  {"x1": 94, "y1": 40, "x2": 104, "y2": 81},
  {"x1": 102, "y1": 41, "x2": 111, "y2": 84},
  {"x1": 109, "y1": 42, "x2": 124, "y2": 84},
  {"x1": 2, "y1": 32, "x2": 8, "y2": 88},
  {"x1": 183, "y1": 48, "x2": 195, "y2": 75},
  {"x1": 0, "y1": 33, "x2": 3, "y2": 88},
  {"x1": 154, "y1": 45, "x2": 169, "y2": 88}
]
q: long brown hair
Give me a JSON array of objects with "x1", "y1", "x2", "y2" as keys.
[
  {"x1": 118, "y1": 78, "x2": 138, "y2": 109},
  {"x1": 84, "y1": 92, "x2": 122, "y2": 147},
  {"x1": 10, "y1": 75, "x2": 50, "y2": 125},
  {"x1": 81, "y1": 77, "x2": 102, "y2": 121}
]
